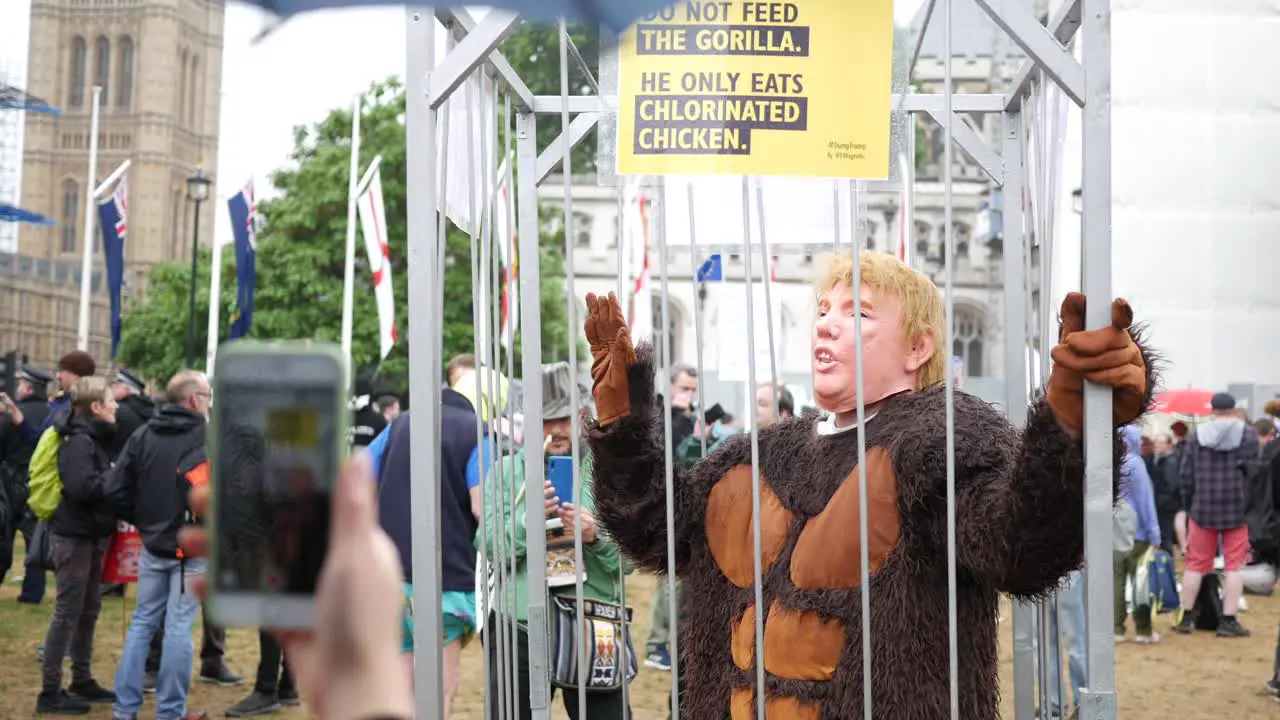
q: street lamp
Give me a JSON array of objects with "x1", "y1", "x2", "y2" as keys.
[
  {"x1": 1071, "y1": 187, "x2": 1083, "y2": 216},
  {"x1": 185, "y1": 169, "x2": 212, "y2": 367}
]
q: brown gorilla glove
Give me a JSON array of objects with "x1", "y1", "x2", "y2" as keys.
[
  {"x1": 584, "y1": 292, "x2": 638, "y2": 427},
  {"x1": 1047, "y1": 292, "x2": 1147, "y2": 434}
]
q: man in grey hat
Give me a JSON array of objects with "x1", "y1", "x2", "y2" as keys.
[
  {"x1": 1174, "y1": 391, "x2": 1261, "y2": 638},
  {"x1": 0, "y1": 365, "x2": 53, "y2": 598},
  {"x1": 479, "y1": 362, "x2": 632, "y2": 719}
]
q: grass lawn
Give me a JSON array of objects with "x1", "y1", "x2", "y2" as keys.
[{"x1": 4, "y1": 545, "x2": 1280, "y2": 718}]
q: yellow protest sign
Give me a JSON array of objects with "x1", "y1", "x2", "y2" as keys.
[{"x1": 615, "y1": 0, "x2": 895, "y2": 179}]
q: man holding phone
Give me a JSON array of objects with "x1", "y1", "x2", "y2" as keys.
[
  {"x1": 478, "y1": 362, "x2": 631, "y2": 719},
  {"x1": 645, "y1": 363, "x2": 698, "y2": 673}
]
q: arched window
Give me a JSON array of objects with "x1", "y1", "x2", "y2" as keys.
[
  {"x1": 94, "y1": 36, "x2": 110, "y2": 105},
  {"x1": 953, "y1": 221, "x2": 971, "y2": 257},
  {"x1": 116, "y1": 37, "x2": 134, "y2": 109},
  {"x1": 651, "y1": 295, "x2": 681, "y2": 364},
  {"x1": 952, "y1": 306, "x2": 986, "y2": 377},
  {"x1": 930, "y1": 126, "x2": 945, "y2": 168},
  {"x1": 60, "y1": 180, "x2": 80, "y2": 254},
  {"x1": 914, "y1": 220, "x2": 933, "y2": 256},
  {"x1": 69, "y1": 37, "x2": 86, "y2": 107},
  {"x1": 573, "y1": 211, "x2": 593, "y2": 248},
  {"x1": 187, "y1": 55, "x2": 200, "y2": 129},
  {"x1": 177, "y1": 49, "x2": 188, "y2": 123}
]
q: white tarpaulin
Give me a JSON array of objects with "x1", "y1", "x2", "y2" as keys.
[
  {"x1": 716, "y1": 283, "x2": 783, "y2": 383},
  {"x1": 661, "y1": 176, "x2": 855, "y2": 248}
]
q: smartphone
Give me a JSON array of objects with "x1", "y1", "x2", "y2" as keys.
[
  {"x1": 207, "y1": 341, "x2": 348, "y2": 629},
  {"x1": 547, "y1": 455, "x2": 575, "y2": 507}
]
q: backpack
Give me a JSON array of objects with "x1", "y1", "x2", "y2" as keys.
[
  {"x1": 1113, "y1": 499, "x2": 1138, "y2": 560},
  {"x1": 27, "y1": 428, "x2": 64, "y2": 521},
  {"x1": 1193, "y1": 572, "x2": 1224, "y2": 631}
]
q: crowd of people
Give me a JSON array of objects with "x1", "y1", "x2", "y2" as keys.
[
  {"x1": 1, "y1": 248, "x2": 1279, "y2": 720},
  {"x1": 0, "y1": 350, "x2": 377, "y2": 719}
]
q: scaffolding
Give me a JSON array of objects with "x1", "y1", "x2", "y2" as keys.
[
  {"x1": 397, "y1": 0, "x2": 1115, "y2": 718},
  {"x1": 0, "y1": 55, "x2": 26, "y2": 254}
]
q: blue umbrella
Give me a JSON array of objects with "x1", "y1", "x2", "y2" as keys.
[
  {"x1": 235, "y1": 0, "x2": 670, "y2": 32},
  {"x1": 0, "y1": 204, "x2": 56, "y2": 225}
]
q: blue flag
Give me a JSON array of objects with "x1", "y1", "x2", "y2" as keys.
[
  {"x1": 227, "y1": 180, "x2": 257, "y2": 340},
  {"x1": 97, "y1": 179, "x2": 127, "y2": 358},
  {"x1": 697, "y1": 254, "x2": 723, "y2": 283}
]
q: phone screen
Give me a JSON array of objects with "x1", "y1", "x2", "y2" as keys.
[
  {"x1": 547, "y1": 455, "x2": 574, "y2": 507},
  {"x1": 214, "y1": 381, "x2": 337, "y2": 598}
]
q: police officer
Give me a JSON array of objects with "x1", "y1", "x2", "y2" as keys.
[
  {"x1": 109, "y1": 368, "x2": 156, "y2": 460},
  {"x1": 101, "y1": 369, "x2": 155, "y2": 599},
  {"x1": 0, "y1": 365, "x2": 54, "y2": 601},
  {"x1": 351, "y1": 377, "x2": 387, "y2": 448}
]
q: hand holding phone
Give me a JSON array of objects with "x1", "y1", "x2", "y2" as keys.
[
  {"x1": 181, "y1": 454, "x2": 413, "y2": 720},
  {"x1": 546, "y1": 456, "x2": 574, "y2": 510},
  {"x1": 542, "y1": 481, "x2": 559, "y2": 519},
  {"x1": 208, "y1": 341, "x2": 347, "y2": 630}
]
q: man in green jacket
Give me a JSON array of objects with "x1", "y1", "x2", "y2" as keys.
[{"x1": 478, "y1": 362, "x2": 632, "y2": 719}]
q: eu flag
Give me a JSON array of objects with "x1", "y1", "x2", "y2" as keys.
[
  {"x1": 97, "y1": 179, "x2": 128, "y2": 358},
  {"x1": 227, "y1": 180, "x2": 257, "y2": 340}
]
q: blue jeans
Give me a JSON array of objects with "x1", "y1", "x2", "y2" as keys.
[
  {"x1": 1047, "y1": 571, "x2": 1087, "y2": 714},
  {"x1": 112, "y1": 550, "x2": 205, "y2": 720}
]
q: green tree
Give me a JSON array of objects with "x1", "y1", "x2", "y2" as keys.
[
  {"x1": 118, "y1": 80, "x2": 573, "y2": 387},
  {"x1": 499, "y1": 22, "x2": 600, "y2": 175}
]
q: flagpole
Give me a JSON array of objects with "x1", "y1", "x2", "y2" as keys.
[
  {"x1": 205, "y1": 236, "x2": 224, "y2": 375},
  {"x1": 76, "y1": 86, "x2": 102, "y2": 352},
  {"x1": 340, "y1": 94, "x2": 362, "y2": 366}
]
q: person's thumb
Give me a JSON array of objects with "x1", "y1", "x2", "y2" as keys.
[{"x1": 333, "y1": 454, "x2": 376, "y2": 542}]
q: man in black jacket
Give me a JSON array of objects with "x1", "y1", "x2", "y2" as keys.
[
  {"x1": 105, "y1": 370, "x2": 217, "y2": 720},
  {"x1": 0, "y1": 365, "x2": 52, "y2": 597},
  {"x1": 36, "y1": 376, "x2": 119, "y2": 714}
]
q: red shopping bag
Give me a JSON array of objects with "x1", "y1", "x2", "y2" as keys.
[{"x1": 103, "y1": 521, "x2": 143, "y2": 584}]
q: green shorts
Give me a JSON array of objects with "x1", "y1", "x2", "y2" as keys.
[{"x1": 401, "y1": 583, "x2": 476, "y2": 653}]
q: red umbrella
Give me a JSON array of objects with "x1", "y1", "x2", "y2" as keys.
[{"x1": 1151, "y1": 389, "x2": 1215, "y2": 416}]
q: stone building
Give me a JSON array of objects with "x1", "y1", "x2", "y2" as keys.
[{"x1": 1, "y1": 0, "x2": 224, "y2": 370}]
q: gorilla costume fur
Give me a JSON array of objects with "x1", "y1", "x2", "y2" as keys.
[{"x1": 581, "y1": 256, "x2": 1158, "y2": 720}]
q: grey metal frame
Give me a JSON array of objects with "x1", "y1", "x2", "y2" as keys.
[{"x1": 401, "y1": 0, "x2": 1113, "y2": 717}]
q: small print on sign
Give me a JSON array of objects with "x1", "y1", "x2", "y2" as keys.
[{"x1": 616, "y1": 0, "x2": 895, "y2": 179}]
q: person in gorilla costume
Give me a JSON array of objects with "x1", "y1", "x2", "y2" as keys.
[{"x1": 582, "y1": 251, "x2": 1158, "y2": 720}]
